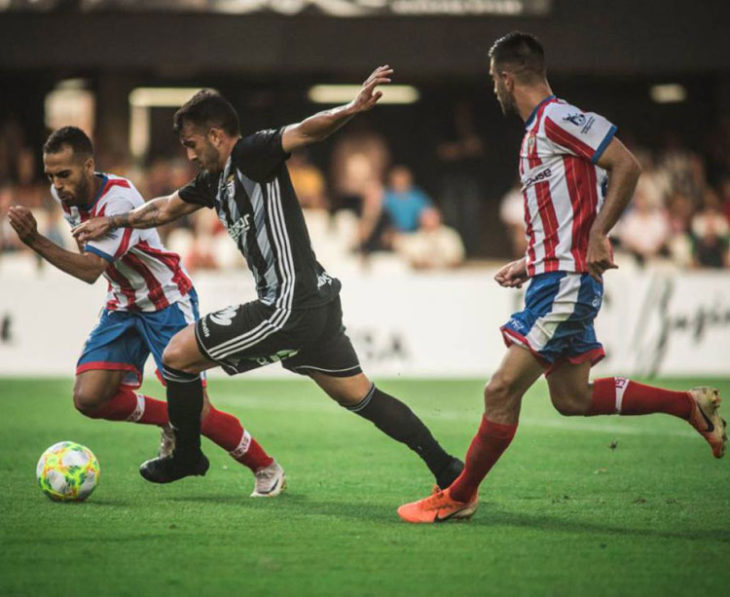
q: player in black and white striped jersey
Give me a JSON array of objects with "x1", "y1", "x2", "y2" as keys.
[{"x1": 74, "y1": 66, "x2": 463, "y2": 489}]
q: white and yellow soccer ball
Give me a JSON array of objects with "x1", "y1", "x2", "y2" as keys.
[{"x1": 36, "y1": 441, "x2": 100, "y2": 502}]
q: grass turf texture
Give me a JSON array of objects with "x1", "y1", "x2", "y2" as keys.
[{"x1": 1, "y1": 377, "x2": 729, "y2": 596}]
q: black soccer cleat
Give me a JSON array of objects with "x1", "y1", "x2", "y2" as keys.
[
  {"x1": 436, "y1": 457, "x2": 465, "y2": 490},
  {"x1": 139, "y1": 452, "x2": 210, "y2": 484}
]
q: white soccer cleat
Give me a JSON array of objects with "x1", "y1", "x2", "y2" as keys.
[
  {"x1": 158, "y1": 425, "x2": 175, "y2": 458},
  {"x1": 251, "y1": 460, "x2": 287, "y2": 497},
  {"x1": 688, "y1": 387, "x2": 727, "y2": 459}
]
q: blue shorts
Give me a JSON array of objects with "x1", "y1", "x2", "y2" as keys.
[
  {"x1": 500, "y1": 272, "x2": 605, "y2": 373},
  {"x1": 77, "y1": 290, "x2": 199, "y2": 388}
]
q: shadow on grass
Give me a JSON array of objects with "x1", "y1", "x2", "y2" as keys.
[
  {"x1": 166, "y1": 494, "x2": 730, "y2": 543},
  {"x1": 166, "y1": 492, "x2": 394, "y2": 521},
  {"x1": 468, "y1": 505, "x2": 730, "y2": 544}
]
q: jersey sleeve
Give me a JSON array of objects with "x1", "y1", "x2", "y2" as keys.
[
  {"x1": 84, "y1": 195, "x2": 140, "y2": 263},
  {"x1": 178, "y1": 170, "x2": 216, "y2": 208},
  {"x1": 232, "y1": 128, "x2": 290, "y2": 182},
  {"x1": 542, "y1": 103, "x2": 617, "y2": 164}
]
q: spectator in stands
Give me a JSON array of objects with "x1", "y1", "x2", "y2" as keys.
[
  {"x1": 691, "y1": 189, "x2": 730, "y2": 268},
  {"x1": 666, "y1": 191, "x2": 695, "y2": 268},
  {"x1": 499, "y1": 181, "x2": 526, "y2": 258},
  {"x1": 436, "y1": 99, "x2": 485, "y2": 254},
  {"x1": 289, "y1": 150, "x2": 328, "y2": 210},
  {"x1": 382, "y1": 165, "x2": 432, "y2": 233},
  {"x1": 393, "y1": 206, "x2": 465, "y2": 269},
  {"x1": 616, "y1": 186, "x2": 670, "y2": 265}
]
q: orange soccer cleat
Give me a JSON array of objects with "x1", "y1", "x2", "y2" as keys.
[
  {"x1": 688, "y1": 387, "x2": 727, "y2": 458},
  {"x1": 397, "y1": 487, "x2": 478, "y2": 524}
]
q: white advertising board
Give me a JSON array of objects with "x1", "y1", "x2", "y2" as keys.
[{"x1": 0, "y1": 267, "x2": 728, "y2": 379}]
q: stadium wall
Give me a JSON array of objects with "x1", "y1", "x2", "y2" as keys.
[{"x1": 1, "y1": 268, "x2": 728, "y2": 380}]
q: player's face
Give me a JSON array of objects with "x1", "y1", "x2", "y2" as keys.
[
  {"x1": 489, "y1": 58, "x2": 516, "y2": 116},
  {"x1": 43, "y1": 146, "x2": 95, "y2": 208},
  {"x1": 179, "y1": 123, "x2": 222, "y2": 174}
]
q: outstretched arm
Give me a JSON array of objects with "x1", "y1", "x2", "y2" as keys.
[
  {"x1": 281, "y1": 65, "x2": 393, "y2": 153},
  {"x1": 8, "y1": 206, "x2": 107, "y2": 284},
  {"x1": 587, "y1": 137, "x2": 642, "y2": 281},
  {"x1": 72, "y1": 191, "x2": 200, "y2": 242}
]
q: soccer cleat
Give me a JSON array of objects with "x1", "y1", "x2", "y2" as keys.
[
  {"x1": 139, "y1": 452, "x2": 209, "y2": 484},
  {"x1": 158, "y1": 425, "x2": 175, "y2": 458},
  {"x1": 688, "y1": 387, "x2": 727, "y2": 458},
  {"x1": 250, "y1": 460, "x2": 287, "y2": 497},
  {"x1": 397, "y1": 487, "x2": 478, "y2": 524},
  {"x1": 436, "y1": 457, "x2": 464, "y2": 490}
]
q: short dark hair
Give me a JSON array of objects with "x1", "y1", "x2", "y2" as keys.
[
  {"x1": 43, "y1": 126, "x2": 94, "y2": 158},
  {"x1": 489, "y1": 31, "x2": 546, "y2": 82},
  {"x1": 173, "y1": 89, "x2": 240, "y2": 136}
]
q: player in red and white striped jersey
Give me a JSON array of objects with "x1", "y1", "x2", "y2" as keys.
[
  {"x1": 518, "y1": 94, "x2": 617, "y2": 276},
  {"x1": 398, "y1": 32, "x2": 726, "y2": 524},
  {"x1": 53, "y1": 172, "x2": 194, "y2": 312},
  {"x1": 8, "y1": 127, "x2": 285, "y2": 496}
]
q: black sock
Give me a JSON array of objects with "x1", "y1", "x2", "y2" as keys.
[
  {"x1": 162, "y1": 365, "x2": 203, "y2": 460},
  {"x1": 348, "y1": 384, "x2": 455, "y2": 483}
]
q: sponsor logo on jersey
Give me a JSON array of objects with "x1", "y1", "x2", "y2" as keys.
[
  {"x1": 226, "y1": 174, "x2": 236, "y2": 198},
  {"x1": 317, "y1": 272, "x2": 334, "y2": 289},
  {"x1": 209, "y1": 305, "x2": 240, "y2": 326},
  {"x1": 522, "y1": 167, "x2": 552, "y2": 190},
  {"x1": 227, "y1": 214, "x2": 252, "y2": 241},
  {"x1": 563, "y1": 112, "x2": 586, "y2": 127},
  {"x1": 564, "y1": 112, "x2": 596, "y2": 135},
  {"x1": 526, "y1": 133, "x2": 537, "y2": 154},
  {"x1": 253, "y1": 348, "x2": 300, "y2": 367}
]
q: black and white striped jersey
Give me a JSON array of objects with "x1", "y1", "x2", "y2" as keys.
[{"x1": 178, "y1": 128, "x2": 340, "y2": 309}]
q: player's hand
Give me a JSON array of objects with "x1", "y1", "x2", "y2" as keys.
[
  {"x1": 8, "y1": 206, "x2": 39, "y2": 245},
  {"x1": 495, "y1": 258, "x2": 528, "y2": 288},
  {"x1": 586, "y1": 231, "x2": 617, "y2": 282},
  {"x1": 350, "y1": 65, "x2": 393, "y2": 113},
  {"x1": 72, "y1": 216, "x2": 112, "y2": 242}
]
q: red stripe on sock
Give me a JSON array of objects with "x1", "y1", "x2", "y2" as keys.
[
  {"x1": 449, "y1": 415, "x2": 517, "y2": 503},
  {"x1": 201, "y1": 407, "x2": 273, "y2": 471}
]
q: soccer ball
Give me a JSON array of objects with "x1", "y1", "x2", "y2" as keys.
[{"x1": 36, "y1": 441, "x2": 100, "y2": 502}]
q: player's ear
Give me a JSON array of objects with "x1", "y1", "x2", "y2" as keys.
[
  {"x1": 208, "y1": 127, "x2": 224, "y2": 147},
  {"x1": 83, "y1": 156, "x2": 95, "y2": 174}
]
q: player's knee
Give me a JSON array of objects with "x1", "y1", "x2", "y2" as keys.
[
  {"x1": 162, "y1": 340, "x2": 191, "y2": 373},
  {"x1": 484, "y1": 372, "x2": 519, "y2": 404},
  {"x1": 548, "y1": 386, "x2": 591, "y2": 416},
  {"x1": 551, "y1": 397, "x2": 586, "y2": 416},
  {"x1": 72, "y1": 386, "x2": 107, "y2": 417}
]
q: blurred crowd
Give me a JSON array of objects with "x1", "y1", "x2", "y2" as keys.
[{"x1": 2, "y1": 111, "x2": 730, "y2": 274}]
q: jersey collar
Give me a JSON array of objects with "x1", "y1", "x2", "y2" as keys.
[
  {"x1": 81, "y1": 173, "x2": 109, "y2": 213},
  {"x1": 524, "y1": 94, "x2": 556, "y2": 130}
]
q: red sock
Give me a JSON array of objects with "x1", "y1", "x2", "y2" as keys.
[
  {"x1": 588, "y1": 377, "x2": 693, "y2": 419},
  {"x1": 449, "y1": 415, "x2": 517, "y2": 503},
  {"x1": 201, "y1": 407, "x2": 274, "y2": 472},
  {"x1": 83, "y1": 387, "x2": 169, "y2": 426}
]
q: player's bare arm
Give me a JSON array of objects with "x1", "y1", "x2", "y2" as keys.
[
  {"x1": 281, "y1": 65, "x2": 393, "y2": 153},
  {"x1": 8, "y1": 206, "x2": 107, "y2": 284},
  {"x1": 586, "y1": 137, "x2": 642, "y2": 281},
  {"x1": 72, "y1": 191, "x2": 200, "y2": 242},
  {"x1": 494, "y1": 257, "x2": 528, "y2": 288}
]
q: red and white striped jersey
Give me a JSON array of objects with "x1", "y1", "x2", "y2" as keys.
[
  {"x1": 53, "y1": 173, "x2": 194, "y2": 312},
  {"x1": 519, "y1": 95, "x2": 617, "y2": 276}
]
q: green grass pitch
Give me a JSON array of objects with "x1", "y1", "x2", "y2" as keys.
[{"x1": 1, "y1": 376, "x2": 729, "y2": 596}]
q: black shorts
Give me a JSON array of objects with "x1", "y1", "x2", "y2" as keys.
[{"x1": 194, "y1": 296, "x2": 362, "y2": 377}]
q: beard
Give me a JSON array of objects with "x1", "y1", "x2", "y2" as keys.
[
  {"x1": 497, "y1": 89, "x2": 517, "y2": 116},
  {"x1": 200, "y1": 145, "x2": 221, "y2": 174}
]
